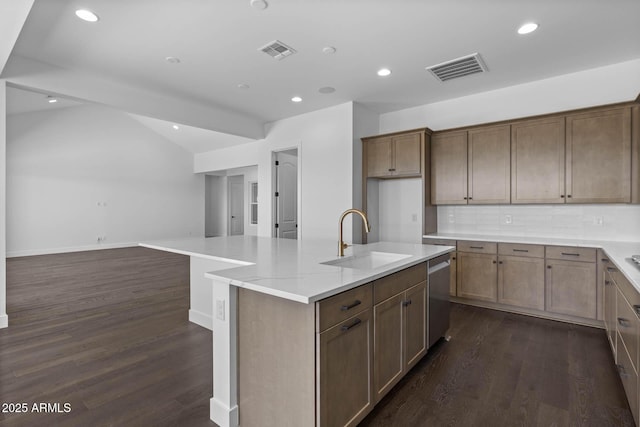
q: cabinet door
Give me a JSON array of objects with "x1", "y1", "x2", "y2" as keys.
[
  {"x1": 404, "y1": 282, "x2": 427, "y2": 369},
  {"x1": 468, "y1": 125, "x2": 511, "y2": 204},
  {"x1": 366, "y1": 137, "x2": 393, "y2": 177},
  {"x1": 450, "y1": 252, "x2": 457, "y2": 297},
  {"x1": 431, "y1": 131, "x2": 468, "y2": 204},
  {"x1": 566, "y1": 107, "x2": 631, "y2": 203},
  {"x1": 318, "y1": 310, "x2": 373, "y2": 427},
  {"x1": 604, "y1": 268, "x2": 617, "y2": 357},
  {"x1": 511, "y1": 117, "x2": 566, "y2": 203},
  {"x1": 545, "y1": 260, "x2": 597, "y2": 319},
  {"x1": 497, "y1": 255, "x2": 545, "y2": 310},
  {"x1": 457, "y1": 252, "x2": 497, "y2": 302},
  {"x1": 392, "y1": 132, "x2": 422, "y2": 176},
  {"x1": 373, "y1": 293, "x2": 404, "y2": 402}
]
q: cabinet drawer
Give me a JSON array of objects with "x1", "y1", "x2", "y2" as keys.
[
  {"x1": 612, "y1": 267, "x2": 640, "y2": 315},
  {"x1": 317, "y1": 284, "x2": 372, "y2": 332},
  {"x1": 457, "y1": 241, "x2": 497, "y2": 254},
  {"x1": 616, "y1": 334, "x2": 639, "y2": 424},
  {"x1": 422, "y1": 238, "x2": 457, "y2": 247},
  {"x1": 374, "y1": 263, "x2": 426, "y2": 305},
  {"x1": 545, "y1": 246, "x2": 596, "y2": 262},
  {"x1": 617, "y1": 288, "x2": 639, "y2": 374},
  {"x1": 498, "y1": 243, "x2": 544, "y2": 258}
]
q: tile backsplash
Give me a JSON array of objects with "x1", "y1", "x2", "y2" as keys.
[{"x1": 437, "y1": 204, "x2": 640, "y2": 242}]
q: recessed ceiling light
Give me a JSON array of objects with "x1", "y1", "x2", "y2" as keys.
[
  {"x1": 318, "y1": 86, "x2": 336, "y2": 94},
  {"x1": 165, "y1": 56, "x2": 181, "y2": 64},
  {"x1": 237, "y1": 83, "x2": 250, "y2": 89},
  {"x1": 250, "y1": 0, "x2": 268, "y2": 10},
  {"x1": 377, "y1": 68, "x2": 392, "y2": 77},
  {"x1": 47, "y1": 96, "x2": 58, "y2": 104},
  {"x1": 322, "y1": 46, "x2": 337, "y2": 55},
  {"x1": 517, "y1": 22, "x2": 538, "y2": 35},
  {"x1": 172, "y1": 125, "x2": 180, "y2": 130},
  {"x1": 291, "y1": 96, "x2": 302, "y2": 103},
  {"x1": 75, "y1": 9, "x2": 99, "y2": 22}
]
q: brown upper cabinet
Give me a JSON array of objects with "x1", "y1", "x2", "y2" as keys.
[
  {"x1": 431, "y1": 99, "x2": 639, "y2": 205},
  {"x1": 511, "y1": 117, "x2": 566, "y2": 204},
  {"x1": 431, "y1": 125, "x2": 510, "y2": 204},
  {"x1": 364, "y1": 131, "x2": 422, "y2": 178},
  {"x1": 566, "y1": 107, "x2": 631, "y2": 203}
]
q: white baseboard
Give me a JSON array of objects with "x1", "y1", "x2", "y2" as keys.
[
  {"x1": 6, "y1": 242, "x2": 138, "y2": 258},
  {"x1": 0, "y1": 314, "x2": 8, "y2": 329},
  {"x1": 189, "y1": 309, "x2": 213, "y2": 331},
  {"x1": 210, "y1": 397, "x2": 239, "y2": 427}
]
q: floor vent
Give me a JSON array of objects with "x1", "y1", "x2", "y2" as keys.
[
  {"x1": 426, "y1": 53, "x2": 487, "y2": 82},
  {"x1": 259, "y1": 40, "x2": 296, "y2": 60}
]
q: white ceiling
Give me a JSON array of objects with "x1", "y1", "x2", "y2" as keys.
[{"x1": 4, "y1": 0, "x2": 640, "y2": 139}]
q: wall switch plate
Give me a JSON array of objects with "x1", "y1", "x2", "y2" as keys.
[
  {"x1": 505, "y1": 214, "x2": 512, "y2": 224},
  {"x1": 216, "y1": 299, "x2": 225, "y2": 321},
  {"x1": 448, "y1": 214, "x2": 455, "y2": 223}
]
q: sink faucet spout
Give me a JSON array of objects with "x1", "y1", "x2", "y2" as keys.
[{"x1": 338, "y1": 208, "x2": 371, "y2": 257}]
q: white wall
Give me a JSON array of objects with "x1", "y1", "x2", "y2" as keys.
[
  {"x1": 378, "y1": 59, "x2": 640, "y2": 241},
  {"x1": 378, "y1": 178, "x2": 423, "y2": 243},
  {"x1": 195, "y1": 102, "x2": 354, "y2": 241},
  {"x1": 6, "y1": 104, "x2": 204, "y2": 256},
  {"x1": 1, "y1": 80, "x2": 7, "y2": 328}
]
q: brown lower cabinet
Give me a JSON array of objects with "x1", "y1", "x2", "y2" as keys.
[
  {"x1": 373, "y1": 281, "x2": 427, "y2": 402},
  {"x1": 457, "y1": 251, "x2": 497, "y2": 302},
  {"x1": 497, "y1": 255, "x2": 545, "y2": 310},
  {"x1": 545, "y1": 258, "x2": 597, "y2": 319},
  {"x1": 237, "y1": 261, "x2": 434, "y2": 427}
]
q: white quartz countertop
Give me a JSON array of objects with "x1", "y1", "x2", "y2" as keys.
[
  {"x1": 423, "y1": 232, "x2": 640, "y2": 294},
  {"x1": 141, "y1": 236, "x2": 454, "y2": 304}
]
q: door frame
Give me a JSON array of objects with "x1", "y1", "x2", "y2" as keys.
[
  {"x1": 227, "y1": 174, "x2": 244, "y2": 236},
  {"x1": 272, "y1": 146, "x2": 301, "y2": 239}
]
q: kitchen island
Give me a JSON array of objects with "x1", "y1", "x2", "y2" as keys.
[{"x1": 140, "y1": 236, "x2": 453, "y2": 427}]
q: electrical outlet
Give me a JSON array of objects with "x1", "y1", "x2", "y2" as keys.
[
  {"x1": 448, "y1": 214, "x2": 455, "y2": 224},
  {"x1": 594, "y1": 216, "x2": 604, "y2": 226},
  {"x1": 411, "y1": 213, "x2": 418, "y2": 222},
  {"x1": 505, "y1": 214, "x2": 512, "y2": 225},
  {"x1": 216, "y1": 299, "x2": 225, "y2": 321}
]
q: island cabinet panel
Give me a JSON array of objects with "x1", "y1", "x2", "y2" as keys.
[
  {"x1": 457, "y1": 252, "x2": 497, "y2": 302},
  {"x1": 497, "y1": 255, "x2": 545, "y2": 311},
  {"x1": 238, "y1": 289, "x2": 317, "y2": 427},
  {"x1": 565, "y1": 107, "x2": 632, "y2": 203},
  {"x1": 511, "y1": 117, "x2": 566, "y2": 204},
  {"x1": 431, "y1": 130, "x2": 468, "y2": 204},
  {"x1": 373, "y1": 293, "x2": 404, "y2": 401},
  {"x1": 318, "y1": 309, "x2": 374, "y2": 427},
  {"x1": 467, "y1": 124, "x2": 511, "y2": 204},
  {"x1": 404, "y1": 282, "x2": 427, "y2": 369},
  {"x1": 545, "y1": 258, "x2": 597, "y2": 319}
]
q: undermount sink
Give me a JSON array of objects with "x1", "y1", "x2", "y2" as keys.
[{"x1": 321, "y1": 251, "x2": 412, "y2": 270}]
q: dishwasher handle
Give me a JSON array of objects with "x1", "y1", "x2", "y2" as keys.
[{"x1": 428, "y1": 260, "x2": 450, "y2": 275}]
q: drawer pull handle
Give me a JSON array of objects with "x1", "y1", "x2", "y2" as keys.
[
  {"x1": 560, "y1": 195, "x2": 565, "y2": 198},
  {"x1": 547, "y1": 265, "x2": 552, "y2": 269},
  {"x1": 607, "y1": 267, "x2": 617, "y2": 273},
  {"x1": 513, "y1": 249, "x2": 529, "y2": 253},
  {"x1": 605, "y1": 280, "x2": 611, "y2": 286},
  {"x1": 341, "y1": 300, "x2": 362, "y2": 311},
  {"x1": 561, "y1": 252, "x2": 580, "y2": 257},
  {"x1": 341, "y1": 318, "x2": 362, "y2": 332},
  {"x1": 617, "y1": 364, "x2": 629, "y2": 378},
  {"x1": 470, "y1": 246, "x2": 484, "y2": 249},
  {"x1": 633, "y1": 305, "x2": 640, "y2": 316},
  {"x1": 618, "y1": 318, "x2": 631, "y2": 328},
  {"x1": 601, "y1": 258, "x2": 609, "y2": 263},
  {"x1": 403, "y1": 299, "x2": 412, "y2": 307}
]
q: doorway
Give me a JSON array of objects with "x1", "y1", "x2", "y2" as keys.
[
  {"x1": 228, "y1": 175, "x2": 244, "y2": 236},
  {"x1": 273, "y1": 149, "x2": 298, "y2": 239}
]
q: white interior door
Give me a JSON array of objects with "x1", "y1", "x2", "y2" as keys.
[
  {"x1": 275, "y1": 151, "x2": 298, "y2": 239},
  {"x1": 228, "y1": 175, "x2": 244, "y2": 236}
]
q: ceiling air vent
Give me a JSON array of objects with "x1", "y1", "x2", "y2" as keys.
[
  {"x1": 259, "y1": 40, "x2": 296, "y2": 60},
  {"x1": 426, "y1": 53, "x2": 487, "y2": 82}
]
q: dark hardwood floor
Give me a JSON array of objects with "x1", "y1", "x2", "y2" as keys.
[
  {"x1": 0, "y1": 247, "x2": 634, "y2": 426},
  {"x1": 0, "y1": 247, "x2": 215, "y2": 427},
  {"x1": 361, "y1": 304, "x2": 634, "y2": 427}
]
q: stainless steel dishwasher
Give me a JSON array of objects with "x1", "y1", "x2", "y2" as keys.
[{"x1": 428, "y1": 253, "x2": 451, "y2": 348}]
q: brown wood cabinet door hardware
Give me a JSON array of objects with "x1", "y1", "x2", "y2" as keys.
[
  {"x1": 547, "y1": 265, "x2": 552, "y2": 269},
  {"x1": 618, "y1": 318, "x2": 631, "y2": 328},
  {"x1": 634, "y1": 305, "x2": 640, "y2": 316},
  {"x1": 402, "y1": 300, "x2": 412, "y2": 307},
  {"x1": 607, "y1": 267, "x2": 617, "y2": 273},
  {"x1": 561, "y1": 252, "x2": 580, "y2": 257}
]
